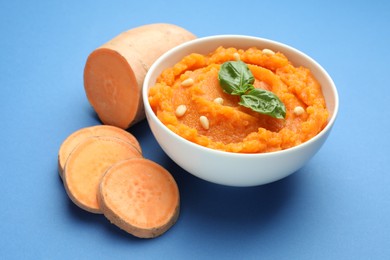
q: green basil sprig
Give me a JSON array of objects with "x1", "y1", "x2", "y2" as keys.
[{"x1": 218, "y1": 61, "x2": 286, "y2": 119}]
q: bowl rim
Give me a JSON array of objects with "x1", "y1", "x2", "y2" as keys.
[{"x1": 142, "y1": 34, "x2": 339, "y2": 158}]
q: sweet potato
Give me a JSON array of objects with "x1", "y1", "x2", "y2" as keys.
[
  {"x1": 58, "y1": 125, "x2": 141, "y2": 179},
  {"x1": 98, "y1": 158, "x2": 180, "y2": 238},
  {"x1": 84, "y1": 23, "x2": 196, "y2": 129},
  {"x1": 63, "y1": 136, "x2": 142, "y2": 214}
]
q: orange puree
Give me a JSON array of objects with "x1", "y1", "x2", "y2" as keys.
[{"x1": 148, "y1": 47, "x2": 329, "y2": 153}]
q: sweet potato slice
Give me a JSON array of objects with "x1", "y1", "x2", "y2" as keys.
[
  {"x1": 98, "y1": 158, "x2": 180, "y2": 238},
  {"x1": 63, "y1": 136, "x2": 142, "y2": 214},
  {"x1": 84, "y1": 23, "x2": 196, "y2": 129},
  {"x1": 58, "y1": 125, "x2": 141, "y2": 179}
]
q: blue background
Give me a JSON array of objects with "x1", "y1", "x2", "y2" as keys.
[{"x1": 1, "y1": 0, "x2": 389, "y2": 259}]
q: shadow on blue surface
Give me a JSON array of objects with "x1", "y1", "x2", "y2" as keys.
[
  {"x1": 169, "y1": 158, "x2": 298, "y2": 226},
  {"x1": 166, "y1": 158, "x2": 302, "y2": 252}
]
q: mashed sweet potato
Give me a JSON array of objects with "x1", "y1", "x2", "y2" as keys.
[{"x1": 148, "y1": 47, "x2": 329, "y2": 153}]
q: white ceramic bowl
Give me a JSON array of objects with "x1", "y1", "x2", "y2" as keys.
[{"x1": 142, "y1": 35, "x2": 339, "y2": 187}]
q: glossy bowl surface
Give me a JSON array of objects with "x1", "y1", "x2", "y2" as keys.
[{"x1": 143, "y1": 35, "x2": 339, "y2": 187}]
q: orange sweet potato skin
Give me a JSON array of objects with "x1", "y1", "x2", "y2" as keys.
[{"x1": 84, "y1": 23, "x2": 196, "y2": 129}]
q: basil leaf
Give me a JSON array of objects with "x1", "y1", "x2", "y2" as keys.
[
  {"x1": 218, "y1": 60, "x2": 286, "y2": 119},
  {"x1": 218, "y1": 61, "x2": 255, "y2": 95},
  {"x1": 239, "y1": 89, "x2": 286, "y2": 119}
]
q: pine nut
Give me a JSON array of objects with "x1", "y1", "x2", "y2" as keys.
[
  {"x1": 262, "y1": 48, "x2": 275, "y2": 55},
  {"x1": 294, "y1": 106, "x2": 305, "y2": 116},
  {"x1": 181, "y1": 78, "x2": 194, "y2": 87},
  {"x1": 199, "y1": 116, "x2": 209, "y2": 130},
  {"x1": 213, "y1": 97, "x2": 224, "y2": 105},
  {"x1": 175, "y1": 105, "x2": 187, "y2": 117},
  {"x1": 233, "y1": 52, "x2": 241, "y2": 61}
]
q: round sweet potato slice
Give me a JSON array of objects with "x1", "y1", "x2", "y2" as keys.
[
  {"x1": 98, "y1": 158, "x2": 180, "y2": 238},
  {"x1": 63, "y1": 136, "x2": 142, "y2": 214},
  {"x1": 58, "y1": 125, "x2": 141, "y2": 179}
]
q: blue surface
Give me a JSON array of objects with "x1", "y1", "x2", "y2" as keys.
[{"x1": 1, "y1": 0, "x2": 389, "y2": 259}]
